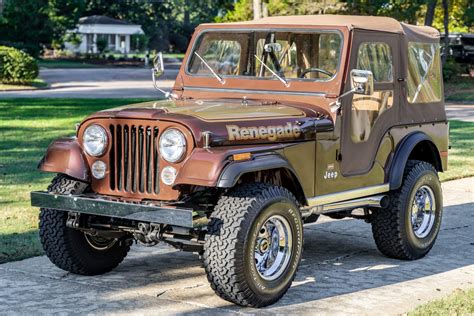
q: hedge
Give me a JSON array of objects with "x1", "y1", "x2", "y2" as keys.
[{"x1": 0, "y1": 46, "x2": 39, "y2": 84}]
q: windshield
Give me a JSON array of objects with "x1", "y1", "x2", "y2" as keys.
[{"x1": 187, "y1": 30, "x2": 342, "y2": 82}]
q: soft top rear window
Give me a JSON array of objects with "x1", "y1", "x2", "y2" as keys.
[{"x1": 407, "y1": 42, "x2": 442, "y2": 104}]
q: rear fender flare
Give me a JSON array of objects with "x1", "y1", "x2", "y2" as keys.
[
  {"x1": 388, "y1": 132, "x2": 441, "y2": 190},
  {"x1": 38, "y1": 137, "x2": 90, "y2": 182}
]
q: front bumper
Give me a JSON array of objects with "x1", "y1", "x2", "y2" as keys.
[{"x1": 30, "y1": 191, "x2": 194, "y2": 228}]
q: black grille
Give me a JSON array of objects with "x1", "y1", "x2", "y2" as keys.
[{"x1": 109, "y1": 124, "x2": 159, "y2": 194}]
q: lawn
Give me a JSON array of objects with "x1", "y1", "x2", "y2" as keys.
[
  {"x1": 0, "y1": 98, "x2": 152, "y2": 263},
  {"x1": 410, "y1": 288, "x2": 474, "y2": 315},
  {"x1": 38, "y1": 59, "x2": 101, "y2": 69},
  {"x1": 445, "y1": 77, "x2": 474, "y2": 102},
  {"x1": 0, "y1": 98, "x2": 473, "y2": 263},
  {"x1": 440, "y1": 120, "x2": 474, "y2": 181}
]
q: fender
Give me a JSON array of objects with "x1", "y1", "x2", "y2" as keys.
[
  {"x1": 388, "y1": 132, "x2": 441, "y2": 190},
  {"x1": 217, "y1": 153, "x2": 299, "y2": 188},
  {"x1": 38, "y1": 137, "x2": 90, "y2": 182},
  {"x1": 174, "y1": 143, "x2": 296, "y2": 188}
]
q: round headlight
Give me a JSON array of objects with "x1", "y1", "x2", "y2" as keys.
[
  {"x1": 83, "y1": 124, "x2": 107, "y2": 156},
  {"x1": 159, "y1": 128, "x2": 186, "y2": 163}
]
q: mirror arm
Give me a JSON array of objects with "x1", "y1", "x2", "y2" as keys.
[
  {"x1": 152, "y1": 69, "x2": 178, "y2": 100},
  {"x1": 329, "y1": 87, "x2": 358, "y2": 113}
]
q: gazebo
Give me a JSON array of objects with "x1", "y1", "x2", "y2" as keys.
[{"x1": 65, "y1": 15, "x2": 144, "y2": 54}]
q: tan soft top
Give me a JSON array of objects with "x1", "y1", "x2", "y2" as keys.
[{"x1": 205, "y1": 15, "x2": 439, "y2": 42}]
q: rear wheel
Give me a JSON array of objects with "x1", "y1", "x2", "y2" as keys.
[
  {"x1": 371, "y1": 160, "x2": 443, "y2": 260},
  {"x1": 39, "y1": 174, "x2": 130, "y2": 275},
  {"x1": 203, "y1": 183, "x2": 303, "y2": 307}
]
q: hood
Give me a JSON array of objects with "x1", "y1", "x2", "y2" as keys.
[{"x1": 85, "y1": 99, "x2": 333, "y2": 146}]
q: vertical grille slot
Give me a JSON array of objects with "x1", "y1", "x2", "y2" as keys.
[
  {"x1": 109, "y1": 123, "x2": 159, "y2": 196},
  {"x1": 109, "y1": 125, "x2": 116, "y2": 190}
]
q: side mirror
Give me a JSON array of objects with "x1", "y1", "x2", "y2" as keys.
[
  {"x1": 151, "y1": 52, "x2": 178, "y2": 100},
  {"x1": 330, "y1": 69, "x2": 375, "y2": 114},
  {"x1": 152, "y1": 52, "x2": 164, "y2": 78},
  {"x1": 350, "y1": 69, "x2": 374, "y2": 95}
]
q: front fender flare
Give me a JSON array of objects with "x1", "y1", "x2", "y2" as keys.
[
  {"x1": 38, "y1": 137, "x2": 90, "y2": 182},
  {"x1": 217, "y1": 153, "x2": 297, "y2": 188}
]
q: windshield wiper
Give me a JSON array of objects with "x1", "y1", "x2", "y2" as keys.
[
  {"x1": 194, "y1": 52, "x2": 225, "y2": 85},
  {"x1": 254, "y1": 55, "x2": 289, "y2": 87}
]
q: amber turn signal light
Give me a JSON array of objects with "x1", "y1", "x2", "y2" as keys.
[{"x1": 233, "y1": 153, "x2": 252, "y2": 161}]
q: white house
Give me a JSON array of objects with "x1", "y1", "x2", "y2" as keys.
[{"x1": 65, "y1": 15, "x2": 144, "y2": 54}]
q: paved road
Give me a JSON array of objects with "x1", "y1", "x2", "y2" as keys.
[
  {"x1": 0, "y1": 178, "x2": 472, "y2": 315},
  {"x1": 0, "y1": 67, "x2": 177, "y2": 99},
  {"x1": 445, "y1": 103, "x2": 474, "y2": 122}
]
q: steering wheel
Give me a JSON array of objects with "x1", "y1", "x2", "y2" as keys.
[{"x1": 300, "y1": 68, "x2": 334, "y2": 78}]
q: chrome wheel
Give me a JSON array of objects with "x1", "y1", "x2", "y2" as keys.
[
  {"x1": 254, "y1": 215, "x2": 293, "y2": 281},
  {"x1": 410, "y1": 185, "x2": 436, "y2": 238},
  {"x1": 84, "y1": 234, "x2": 117, "y2": 251}
]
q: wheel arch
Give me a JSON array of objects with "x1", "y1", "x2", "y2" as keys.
[
  {"x1": 217, "y1": 154, "x2": 307, "y2": 206},
  {"x1": 388, "y1": 132, "x2": 442, "y2": 190}
]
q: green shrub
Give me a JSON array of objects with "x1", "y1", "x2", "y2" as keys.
[
  {"x1": 0, "y1": 46, "x2": 39, "y2": 84},
  {"x1": 443, "y1": 57, "x2": 464, "y2": 82}
]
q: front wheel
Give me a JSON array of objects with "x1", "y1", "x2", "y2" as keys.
[
  {"x1": 203, "y1": 183, "x2": 303, "y2": 307},
  {"x1": 371, "y1": 160, "x2": 443, "y2": 260},
  {"x1": 39, "y1": 174, "x2": 130, "y2": 275}
]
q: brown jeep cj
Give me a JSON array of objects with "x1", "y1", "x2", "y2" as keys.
[{"x1": 32, "y1": 15, "x2": 448, "y2": 307}]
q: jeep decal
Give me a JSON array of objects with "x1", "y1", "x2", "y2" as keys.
[{"x1": 226, "y1": 123, "x2": 302, "y2": 141}]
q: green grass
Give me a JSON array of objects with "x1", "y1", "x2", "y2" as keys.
[
  {"x1": 38, "y1": 59, "x2": 101, "y2": 69},
  {"x1": 410, "y1": 288, "x2": 474, "y2": 315},
  {"x1": 440, "y1": 120, "x2": 474, "y2": 181},
  {"x1": 0, "y1": 98, "x2": 152, "y2": 263},
  {"x1": 0, "y1": 79, "x2": 48, "y2": 91},
  {"x1": 445, "y1": 77, "x2": 474, "y2": 102},
  {"x1": 163, "y1": 53, "x2": 185, "y2": 59},
  {"x1": 446, "y1": 92, "x2": 474, "y2": 102},
  {"x1": 0, "y1": 98, "x2": 472, "y2": 263}
]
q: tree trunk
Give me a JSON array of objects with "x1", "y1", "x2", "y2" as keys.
[
  {"x1": 425, "y1": 0, "x2": 437, "y2": 26},
  {"x1": 253, "y1": 0, "x2": 262, "y2": 20},
  {"x1": 442, "y1": 0, "x2": 449, "y2": 64},
  {"x1": 184, "y1": 0, "x2": 190, "y2": 28}
]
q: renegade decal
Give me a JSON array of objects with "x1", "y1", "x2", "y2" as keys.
[{"x1": 226, "y1": 123, "x2": 302, "y2": 141}]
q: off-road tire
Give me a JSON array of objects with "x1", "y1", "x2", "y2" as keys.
[
  {"x1": 371, "y1": 160, "x2": 443, "y2": 260},
  {"x1": 39, "y1": 174, "x2": 130, "y2": 275},
  {"x1": 203, "y1": 183, "x2": 303, "y2": 307}
]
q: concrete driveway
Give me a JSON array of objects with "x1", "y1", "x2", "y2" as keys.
[
  {"x1": 0, "y1": 178, "x2": 472, "y2": 315},
  {"x1": 445, "y1": 103, "x2": 474, "y2": 122}
]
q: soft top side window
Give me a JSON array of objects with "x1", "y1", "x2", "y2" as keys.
[
  {"x1": 356, "y1": 42, "x2": 393, "y2": 82},
  {"x1": 407, "y1": 42, "x2": 442, "y2": 104}
]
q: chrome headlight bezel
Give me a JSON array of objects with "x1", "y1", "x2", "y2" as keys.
[
  {"x1": 83, "y1": 124, "x2": 108, "y2": 157},
  {"x1": 159, "y1": 128, "x2": 186, "y2": 163}
]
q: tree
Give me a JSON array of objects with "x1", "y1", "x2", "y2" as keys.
[
  {"x1": 442, "y1": 0, "x2": 449, "y2": 64},
  {"x1": 253, "y1": 0, "x2": 262, "y2": 20},
  {"x1": 425, "y1": 0, "x2": 437, "y2": 26},
  {"x1": 0, "y1": 0, "x2": 85, "y2": 57}
]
